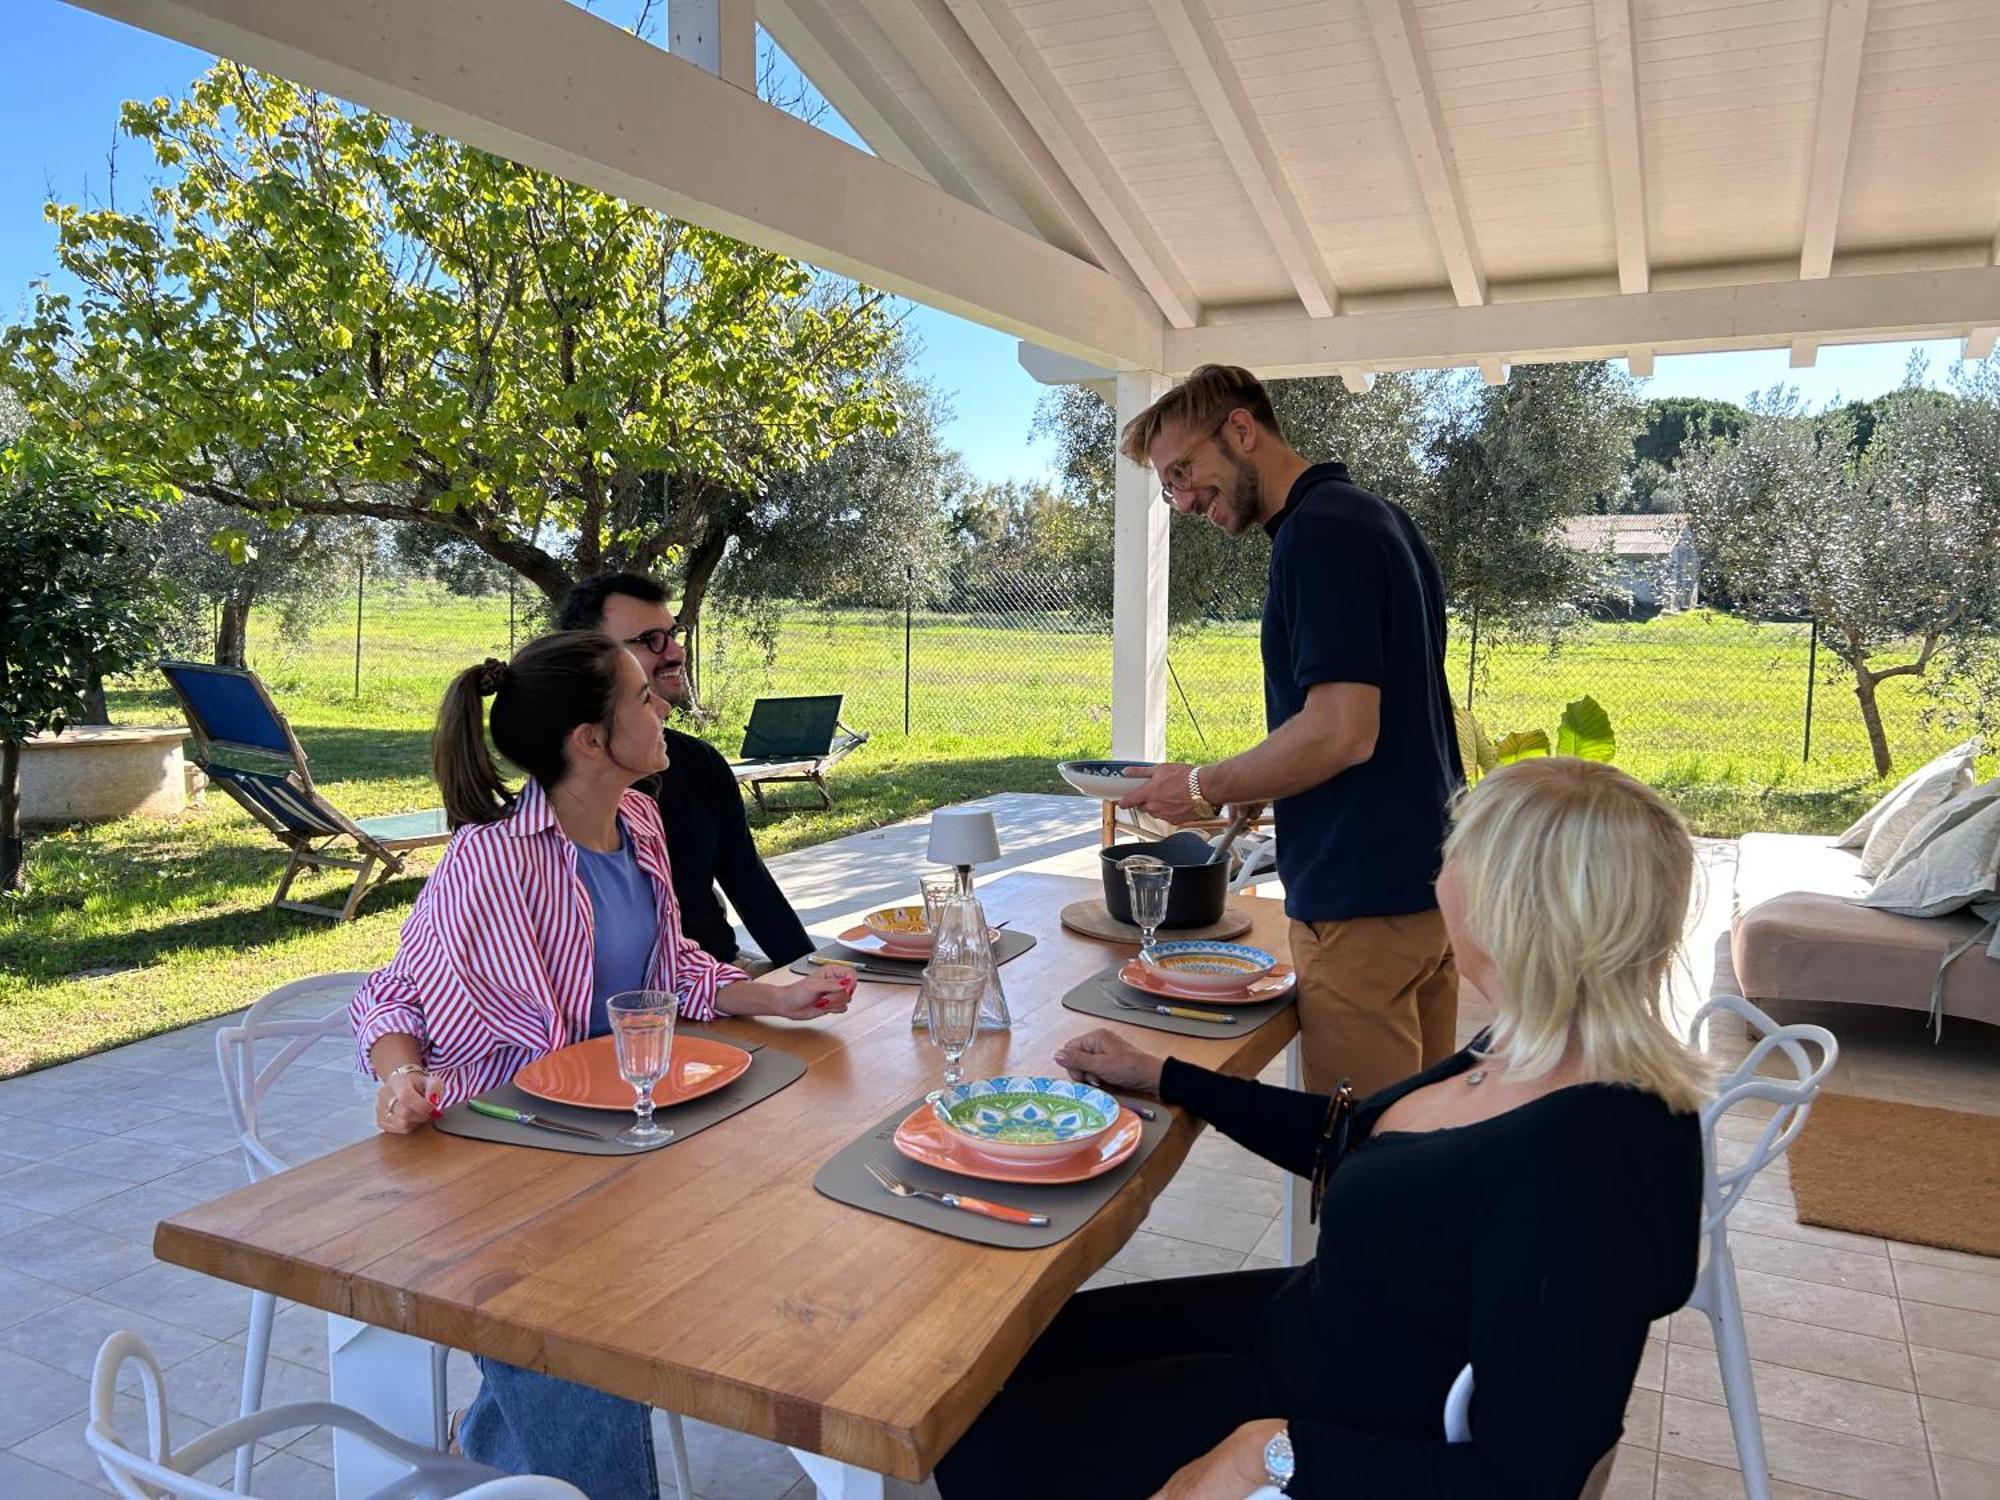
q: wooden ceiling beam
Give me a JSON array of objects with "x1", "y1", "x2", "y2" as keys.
[
  {"x1": 1800, "y1": 0, "x2": 1870, "y2": 281},
  {"x1": 1591, "y1": 0, "x2": 1650, "y2": 295}
]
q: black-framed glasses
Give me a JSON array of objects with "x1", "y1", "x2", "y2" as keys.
[
  {"x1": 622, "y1": 626, "x2": 683, "y2": 655},
  {"x1": 1157, "y1": 414, "x2": 1233, "y2": 506}
]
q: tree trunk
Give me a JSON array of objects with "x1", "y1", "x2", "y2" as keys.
[
  {"x1": 79, "y1": 670, "x2": 111, "y2": 726},
  {"x1": 675, "y1": 525, "x2": 732, "y2": 631},
  {"x1": 1851, "y1": 667, "x2": 1894, "y2": 779},
  {"x1": 1, "y1": 738, "x2": 24, "y2": 894},
  {"x1": 216, "y1": 597, "x2": 251, "y2": 668}
]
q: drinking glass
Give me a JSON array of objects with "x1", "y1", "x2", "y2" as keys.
[
  {"x1": 1122, "y1": 854, "x2": 1173, "y2": 960},
  {"x1": 918, "y1": 870, "x2": 958, "y2": 937},
  {"x1": 607, "y1": 990, "x2": 677, "y2": 1147},
  {"x1": 923, "y1": 962, "x2": 983, "y2": 1086}
]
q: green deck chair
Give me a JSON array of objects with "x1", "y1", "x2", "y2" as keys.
[
  {"x1": 728, "y1": 694, "x2": 868, "y2": 810},
  {"x1": 160, "y1": 660, "x2": 450, "y2": 921}
]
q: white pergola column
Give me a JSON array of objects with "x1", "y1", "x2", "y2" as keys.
[
  {"x1": 1111, "y1": 370, "x2": 1170, "y2": 761},
  {"x1": 670, "y1": 0, "x2": 756, "y2": 89}
]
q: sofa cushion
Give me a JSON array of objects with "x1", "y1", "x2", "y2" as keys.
[
  {"x1": 1836, "y1": 739, "x2": 1978, "y2": 853},
  {"x1": 1732, "y1": 894, "x2": 2000, "y2": 1025},
  {"x1": 1857, "y1": 742, "x2": 1979, "y2": 877},
  {"x1": 1734, "y1": 833, "x2": 1868, "y2": 916},
  {"x1": 1862, "y1": 795, "x2": 2000, "y2": 920},
  {"x1": 1875, "y1": 778, "x2": 2000, "y2": 882}
]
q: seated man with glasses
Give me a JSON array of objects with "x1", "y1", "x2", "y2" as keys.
[{"x1": 559, "y1": 572, "x2": 814, "y2": 972}]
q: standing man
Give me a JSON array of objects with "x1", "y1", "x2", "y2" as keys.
[
  {"x1": 1116, "y1": 365, "x2": 1463, "y2": 1098},
  {"x1": 559, "y1": 572, "x2": 814, "y2": 972}
]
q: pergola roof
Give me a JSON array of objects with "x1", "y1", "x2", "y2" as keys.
[{"x1": 70, "y1": 0, "x2": 2000, "y2": 382}]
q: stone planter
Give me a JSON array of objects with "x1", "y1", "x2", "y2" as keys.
[{"x1": 18, "y1": 726, "x2": 189, "y2": 826}]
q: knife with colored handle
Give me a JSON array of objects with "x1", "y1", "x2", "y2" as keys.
[
  {"x1": 1108, "y1": 991, "x2": 1235, "y2": 1025},
  {"x1": 466, "y1": 1099, "x2": 608, "y2": 1141}
]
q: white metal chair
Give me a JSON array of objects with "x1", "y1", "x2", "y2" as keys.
[
  {"x1": 1440, "y1": 1365, "x2": 1616, "y2": 1498},
  {"x1": 86, "y1": 1330, "x2": 585, "y2": 1499},
  {"x1": 216, "y1": 974, "x2": 695, "y2": 1498},
  {"x1": 1682, "y1": 993, "x2": 1839, "y2": 1500}
]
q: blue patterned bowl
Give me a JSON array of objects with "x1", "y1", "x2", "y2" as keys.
[
  {"x1": 932, "y1": 1075, "x2": 1121, "y2": 1166},
  {"x1": 1057, "y1": 759, "x2": 1158, "y2": 800},
  {"x1": 1140, "y1": 940, "x2": 1278, "y2": 994}
]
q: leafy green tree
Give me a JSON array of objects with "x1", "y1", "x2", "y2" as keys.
[
  {"x1": 1674, "y1": 385, "x2": 2000, "y2": 776},
  {"x1": 1, "y1": 63, "x2": 901, "y2": 617},
  {"x1": 149, "y1": 498, "x2": 351, "y2": 666},
  {"x1": 1624, "y1": 396, "x2": 1748, "y2": 513},
  {"x1": 0, "y1": 444, "x2": 167, "y2": 891},
  {"x1": 1411, "y1": 361, "x2": 1639, "y2": 661}
]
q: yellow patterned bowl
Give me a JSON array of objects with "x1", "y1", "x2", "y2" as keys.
[{"x1": 861, "y1": 904, "x2": 933, "y2": 955}]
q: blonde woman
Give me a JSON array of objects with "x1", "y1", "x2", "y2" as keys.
[{"x1": 936, "y1": 760, "x2": 1708, "y2": 1500}]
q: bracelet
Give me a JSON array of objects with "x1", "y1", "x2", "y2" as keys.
[
  {"x1": 386, "y1": 1062, "x2": 426, "y2": 1083},
  {"x1": 1188, "y1": 765, "x2": 1217, "y2": 820}
]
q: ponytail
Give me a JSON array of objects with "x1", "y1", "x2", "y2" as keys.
[
  {"x1": 430, "y1": 634, "x2": 628, "y2": 828},
  {"x1": 434, "y1": 659, "x2": 515, "y2": 827}
]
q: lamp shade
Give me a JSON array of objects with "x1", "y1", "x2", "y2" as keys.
[{"x1": 928, "y1": 806, "x2": 1002, "y2": 867}]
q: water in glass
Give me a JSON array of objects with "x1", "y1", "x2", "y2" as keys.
[
  {"x1": 1122, "y1": 854, "x2": 1173, "y2": 959},
  {"x1": 607, "y1": 990, "x2": 677, "y2": 1147},
  {"x1": 924, "y1": 963, "x2": 983, "y2": 1085}
]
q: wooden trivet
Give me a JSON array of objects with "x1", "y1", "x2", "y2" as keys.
[{"x1": 1058, "y1": 898, "x2": 1255, "y2": 944}]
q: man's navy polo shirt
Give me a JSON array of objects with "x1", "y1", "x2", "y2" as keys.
[{"x1": 1260, "y1": 462, "x2": 1463, "y2": 922}]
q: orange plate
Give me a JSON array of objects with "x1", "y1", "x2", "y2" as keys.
[
  {"x1": 835, "y1": 924, "x2": 999, "y2": 960},
  {"x1": 892, "y1": 1102, "x2": 1144, "y2": 1185},
  {"x1": 513, "y1": 1035, "x2": 754, "y2": 1112},
  {"x1": 1118, "y1": 959, "x2": 1297, "y2": 1004}
]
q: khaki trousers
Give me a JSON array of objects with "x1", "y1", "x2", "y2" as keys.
[{"x1": 1288, "y1": 909, "x2": 1459, "y2": 1098}]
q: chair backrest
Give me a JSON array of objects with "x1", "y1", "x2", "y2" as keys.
[
  {"x1": 159, "y1": 660, "x2": 303, "y2": 763},
  {"x1": 87, "y1": 1331, "x2": 586, "y2": 1500},
  {"x1": 1685, "y1": 994, "x2": 1839, "y2": 1240},
  {"x1": 1440, "y1": 1363, "x2": 1614, "y2": 1499},
  {"x1": 740, "y1": 694, "x2": 844, "y2": 758},
  {"x1": 215, "y1": 974, "x2": 369, "y2": 1183}
]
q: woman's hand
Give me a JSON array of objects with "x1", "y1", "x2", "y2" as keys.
[
  {"x1": 374, "y1": 1067, "x2": 438, "y2": 1135},
  {"x1": 1152, "y1": 1420, "x2": 1287, "y2": 1500},
  {"x1": 1053, "y1": 1028, "x2": 1165, "y2": 1095},
  {"x1": 718, "y1": 970, "x2": 855, "y2": 1021}
]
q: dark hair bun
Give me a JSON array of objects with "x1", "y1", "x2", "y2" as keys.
[{"x1": 476, "y1": 658, "x2": 508, "y2": 696}]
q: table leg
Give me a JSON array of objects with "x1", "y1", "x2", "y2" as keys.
[
  {"x1": 1281, "y1": 1036, "x2": 1313, "y2": 1267},
  {"x1": 789, "y1": 1447, "x2": 888, "y2": 1500},
  {"x1": 326, "y1": 1313, "x2": 446, "y2": 1499}
]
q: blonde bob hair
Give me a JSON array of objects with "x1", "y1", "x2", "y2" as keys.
[{"x1": 1444, "y1": 758, "x2": 1712, "y2": 1113}]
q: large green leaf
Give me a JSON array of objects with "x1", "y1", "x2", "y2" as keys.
[
  {"x1": 1453, "y1": 706, "x2": 1500, "y2": 783},
  {"x1": 1556, "y1": 695, "x2": 1616, "y2": 762},
  {"x1": 1493, "y1": 729, "x2": 1551, "y2": 765}
]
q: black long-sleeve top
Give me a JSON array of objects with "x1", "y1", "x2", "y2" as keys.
[
  {"x1": 1160, "y1": 1043, "x2": 1701, "y2": 1498},
  {"x1": 646, "y1": 727, "x2": 813, "y2": 968}
]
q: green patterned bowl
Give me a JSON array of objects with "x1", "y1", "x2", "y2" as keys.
[{"x1": 931, "y1": 1075, "x2": 1121, "y2": 1166}]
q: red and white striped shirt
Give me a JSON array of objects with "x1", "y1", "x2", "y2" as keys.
[{"x1": 349, "y1": 778, "x2": 747, "y2": 1107}]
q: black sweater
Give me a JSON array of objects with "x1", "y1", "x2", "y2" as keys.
[
  {"x1": 1160, "y1": 1045, "x2": 1701, "y2": 1498},
  {"x1": 646, "y1": 728, "x2": 812, "y2": 967}
]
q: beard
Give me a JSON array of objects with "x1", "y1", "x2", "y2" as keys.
[
  {"x1": 1207, "y1": 448, "x2": 1263, "y2": 535},
  {"x1": 651, "y1": 660, "x2": 690, "y2": 709}
]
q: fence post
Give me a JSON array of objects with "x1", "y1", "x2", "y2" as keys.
[
  {"x1": 1803, "y1": 617, "x2": 1818, "y2": 763},
  {"x1": 1465, "y1": 606, "x2": 1479, "y2": 711},
  {"x1": 904, "y1": 564, "x2": 913, "y2": 736},
  {"x1": 508, "y1": 576, "x2": 517, "y2": 655},
  {"x1": 353, "y1": 553, "x2": 365, "y2": 700}
]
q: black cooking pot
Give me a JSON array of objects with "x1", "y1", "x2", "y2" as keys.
[{"x1": 1100, "y1": 839, "x2": 1228, "y2": 928}]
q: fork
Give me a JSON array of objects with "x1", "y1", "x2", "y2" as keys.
[
  {"x1": 1104, "y1": 988, "x2": 1236, "y2": 1024},
  {"x1": 863, "y1": 1160, "x2": 1049, "y2": 1226}
]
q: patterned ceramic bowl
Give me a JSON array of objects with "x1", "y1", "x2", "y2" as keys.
[
  {"x1": 861, "y1": 904, "x2": 933, "y2": 954},
  {"x1": 932, "y1": 1076, "x2": 1121, "y2": 1166},
  {"x1": 1057, "y1": 759, "x2": 1158, "y2": 800},
  {"x1": 1138, "y1": 940, "x2": 1278, "y2": 994}
]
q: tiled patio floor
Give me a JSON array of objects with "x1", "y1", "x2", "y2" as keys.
[{"x1": 1, "y1": 794, "x2": 1996, "y2": 1498}]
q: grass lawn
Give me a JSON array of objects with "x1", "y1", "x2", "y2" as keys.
[{"x1": 1, "y1": 592, "x2": 1984, "y2": 1077}]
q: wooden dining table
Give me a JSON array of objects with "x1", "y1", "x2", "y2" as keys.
[{"x1": 152, "y1": 870, "x2": 1301, "y2": 1497}]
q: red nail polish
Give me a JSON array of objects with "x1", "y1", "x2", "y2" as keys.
[{"x1": 814, "y1": 998, "x2": 831, "y2": 1009}]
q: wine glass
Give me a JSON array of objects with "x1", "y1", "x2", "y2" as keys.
[
  {"x1": 922, "y1": 962, "x2": 983, "y2": 1086},
  {"x1": 918, "y1": 869, "x2": 958, "y2": 939},
  {"x1": 1122, "y1": 854, "x2": 1173, "y2": 961},
  {"x1": 607, "y1": 990, "x2": 677, "y2": 1148}
]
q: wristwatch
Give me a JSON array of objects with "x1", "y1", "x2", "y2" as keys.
[
  {"x1": 1262, "y1": 1427, "x2": 1295, "y2": 1492},
  {"x1": 1188, "y1": 765, "x2": 1218, "y2": 820}
]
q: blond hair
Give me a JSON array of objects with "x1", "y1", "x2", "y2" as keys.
[
  {"x1": 1444, "y1": 759, "x2": 1712, "y2": 1113},
  {"x1": 1116, "y1": 363, "x2": 1284, "y2": 466}
]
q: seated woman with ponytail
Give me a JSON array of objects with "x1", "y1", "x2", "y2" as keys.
[{"x1": 348, "y1": 631, "x2": 852, "y2": 1499}]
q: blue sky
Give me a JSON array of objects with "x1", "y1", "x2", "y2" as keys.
[{"x1": 2, "y1": 1, "x2": 1968, "y2": 487}]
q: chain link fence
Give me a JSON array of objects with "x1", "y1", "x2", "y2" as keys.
[{"x1": 181, "y1": 564, "x2": 1980, "y2": 787}]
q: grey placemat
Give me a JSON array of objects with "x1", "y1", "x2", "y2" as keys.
[
  {"x1": 1061, "y1": 962, "x2": 1294, "y2": 1039},
  {"x1": 813, "y1": 1095, "x2": 1171, "y2": 1249},
  {"x1": 435, "y1": 1035, "x2": 805, "y2": 1155},
  {"x1": 788, "y1": 927, "x2": 1038, "y2": 984}
]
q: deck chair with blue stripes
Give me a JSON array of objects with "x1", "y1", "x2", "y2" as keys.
[{"x1": 159, "y1": 661, "x2": 450, "y2": 921}]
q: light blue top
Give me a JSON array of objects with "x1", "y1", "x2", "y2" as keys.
[{"x1": 575, "y1": 825, "x2": 661, "y2": 1038}]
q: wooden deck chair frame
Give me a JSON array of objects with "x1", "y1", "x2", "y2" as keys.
[
  {"x1": 728, "y1": 694, "x2": 868, "y2": 810},
  {"x1": 159, "y1": 660, "x2": 450, "y2": 921}
]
